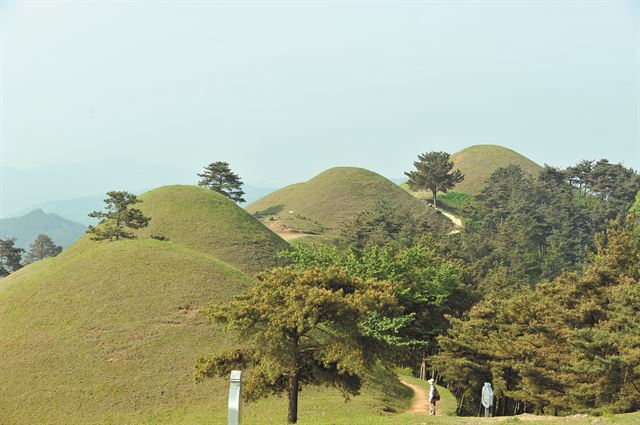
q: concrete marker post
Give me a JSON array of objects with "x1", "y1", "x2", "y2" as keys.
[{"x1": 228, "y1": 370, "x2": 242, "y2": 425}]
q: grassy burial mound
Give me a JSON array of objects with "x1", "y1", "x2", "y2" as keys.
[
  {"x1": 247, "y1": 167, "x2": 449, "y2": 237},
  {"x1": 134, "y1": 185, "x2": 289, "y2": 274},
  {"x1": 403, "y1": 145, "x2": 542, "y2": 198},
  {"x1": 450, "y1": 145, "x2": 542, "y2": 195},
  {"x1": 0, "y1": 238, "x2": 251, "y2": 425},
  {"x1": 0, "y1": 185, "x2": 291, "y2": 424}
]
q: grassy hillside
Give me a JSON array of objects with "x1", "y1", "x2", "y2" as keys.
[
  {"x1": 0, "y1": 208, "x2": 86, "y2": 248},
  {"x1": 0, "y1": 239, "x2": 413, "y2": 425},
  {"x1": 0, "y1": 184, "x2": 417, "y2": 424},
  {"x1": 247, "y1": 167, "x2": 448, "y2": 236},
  {"x1": 0, "y1": 238, "x2": 251, "y2": 425},
  {"x1": 135, "y1": 185, "x2": 289, "y2": 274},
  {"x1": 404, "y1": 145, "x2": 542, "y2": 197}
]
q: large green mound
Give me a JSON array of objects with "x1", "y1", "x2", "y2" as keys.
[
  {"x1": 404, "y1": 145, "x2": 542, "y2": 197},
  {"x1": 135, "y1": 185, "x2": 289, "y2": 274},
  {"x1": 0, "y1": 185, "x2": 292, "y2": 424},
  {"x1": 247, "y1": 167, "x2": 448, "y2": 235},
  {"x1": 0, "y1": 238, "x2": 250, "y2": 425}
]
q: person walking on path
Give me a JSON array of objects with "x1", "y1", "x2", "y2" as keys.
[{"x1": 428, "y1": 378, "x2": 439, "y2": 416}]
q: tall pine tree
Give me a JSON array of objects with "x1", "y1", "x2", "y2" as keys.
[
  {"x1": 87, "y1": 191, "x2": 150, "y2": 241},
  {"x1": 405, "y1": 151, "x2": 464, "y2": 208},
  {"x1": 197, "y1": 161, "x2": 246, "y2": 203}
]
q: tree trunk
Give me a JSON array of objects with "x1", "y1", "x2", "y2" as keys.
[
  {"x1": 287, "y1": 369, "x2": 300, "y2": 424},
  {"x1": 419, "y1": 359, "x2": 427, "y2": 380},
  {"x1": 432, "y1": 189, "x2": 438, "y2": 208},
  {"x1": 457, "y1": 392, "x2": 465, "y2": 415}
]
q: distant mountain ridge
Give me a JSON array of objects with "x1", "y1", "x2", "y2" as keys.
[{"x1": 0, "y1": 209, "x2": 87, "y2": 248}]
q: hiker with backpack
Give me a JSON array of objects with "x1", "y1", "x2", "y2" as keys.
[{"x1": 428, "y1": 378, "x2": 440, "y2": 416}]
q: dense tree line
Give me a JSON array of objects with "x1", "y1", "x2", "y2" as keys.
[
  {"x1": 433, "y1": 217, "x2": 640, "y2": 416},
  {"x1": 426, "y1": 159, "x2": 640, "y2": 416},
  {"x1": 450, "y1": 161, "x2": 640, "y2": 291}
]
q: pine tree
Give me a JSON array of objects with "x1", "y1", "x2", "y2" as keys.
[
  {"x1": 24, "y1": 234, "x2": 62, "y2": 264},
  {"x1": 0, "y1": 238, "x2": 24, "y2": 277},
  {"x1": 196, "y1": 267, "x2": 396, "y2": 424},
  {"x1": 405, "y1": 151, "x2": 464, "y2": 208},
  {"x1": 631, "y1": 191, "x2": 640, "y2": 217},
  {"x1": 87, "y1": 191, "x2": 150, "y2": 241},
  {"x1": 197, "y1": 161, "x2": 246, "y2": 203}
]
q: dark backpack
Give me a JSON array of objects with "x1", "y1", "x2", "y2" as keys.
[{"x1": 433, "y1": 387, "x2": 441, "y2": 401}]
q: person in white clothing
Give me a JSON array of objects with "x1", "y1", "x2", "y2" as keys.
[{"x1": 428, "y1": 378, "x2": 438, "y2": 416}]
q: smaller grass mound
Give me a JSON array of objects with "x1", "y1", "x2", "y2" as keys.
[
  {"x1": 403, "y1": 145, "x2": 542, "y2": 197},
  {"x1": 248, "y1": 167, "x2": 448, "y2": 236},
  {"x1": 450, "y1": 145, "x2": 541, "y2": 195},
  {"x1": 135, "y1": 185, "x2": 289, "y2": 274}
]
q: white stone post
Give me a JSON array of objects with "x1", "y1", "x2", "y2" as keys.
[{"x1": 228, "y1": 370, "x2": 242, "y2": 425}]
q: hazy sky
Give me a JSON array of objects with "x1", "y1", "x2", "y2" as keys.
[{"x1": 1, "y1": 0, "x2": 639, "y2": 188}]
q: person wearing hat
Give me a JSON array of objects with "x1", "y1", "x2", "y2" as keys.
[{"x1": 428, "y1": 378, "x2": 439, "y2": 416}]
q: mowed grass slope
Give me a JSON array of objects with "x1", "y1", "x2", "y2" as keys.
[
  {"x1": 403, "y1": 145, "x2": 542, "y2": 197},
  {"x1": 450, "y1": 145, "x2": 541, "y2": 195},
  {"x1": 248, "y1": 167, "x2": 448, "y2": 235},
  {"x1": 135, "y1": 185, "x2": 289, "y2": 274},
  {"x1": 0, "y1": 238, "x2": 250, "y2": 425}
]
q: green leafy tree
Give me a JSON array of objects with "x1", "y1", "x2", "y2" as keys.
[
  {"x1": 405, "y1": 151, "x2": 464, "y2": 207},
  {"x1": 196, "y1": 267, "x2": 396, "y2": 424},
  {"x1": 23, "y1": 234, "x2": 62, "y2": 265},
  {"x1": 197, "y1": 161, "x2": 246, "y2": 203},
  {"x1": 87, "y1": 191, "x2": 150, "y2": 241},
  {"x1": 0, "y1": 238, "x2": 24, "y2": 277},
  {"x1": 280, "y1": 243, "x2": 462, "y2": 367}
]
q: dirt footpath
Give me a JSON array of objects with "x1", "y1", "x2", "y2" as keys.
[{"x1": 400, "y1": 379, "x2": 429, "y2": 414}]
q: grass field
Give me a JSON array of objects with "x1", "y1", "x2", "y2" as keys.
[{"x1": 247, "y1": 167, "x2": 449, "y2": 236}]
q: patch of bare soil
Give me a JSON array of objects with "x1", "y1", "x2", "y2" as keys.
[{"x1": 263, "y1": 219, "x2": 311, "y2": 241}]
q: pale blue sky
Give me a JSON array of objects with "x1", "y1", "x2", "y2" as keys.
[{"x1": 1, "y1": 0, "x2": 639, "y2": 190}]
